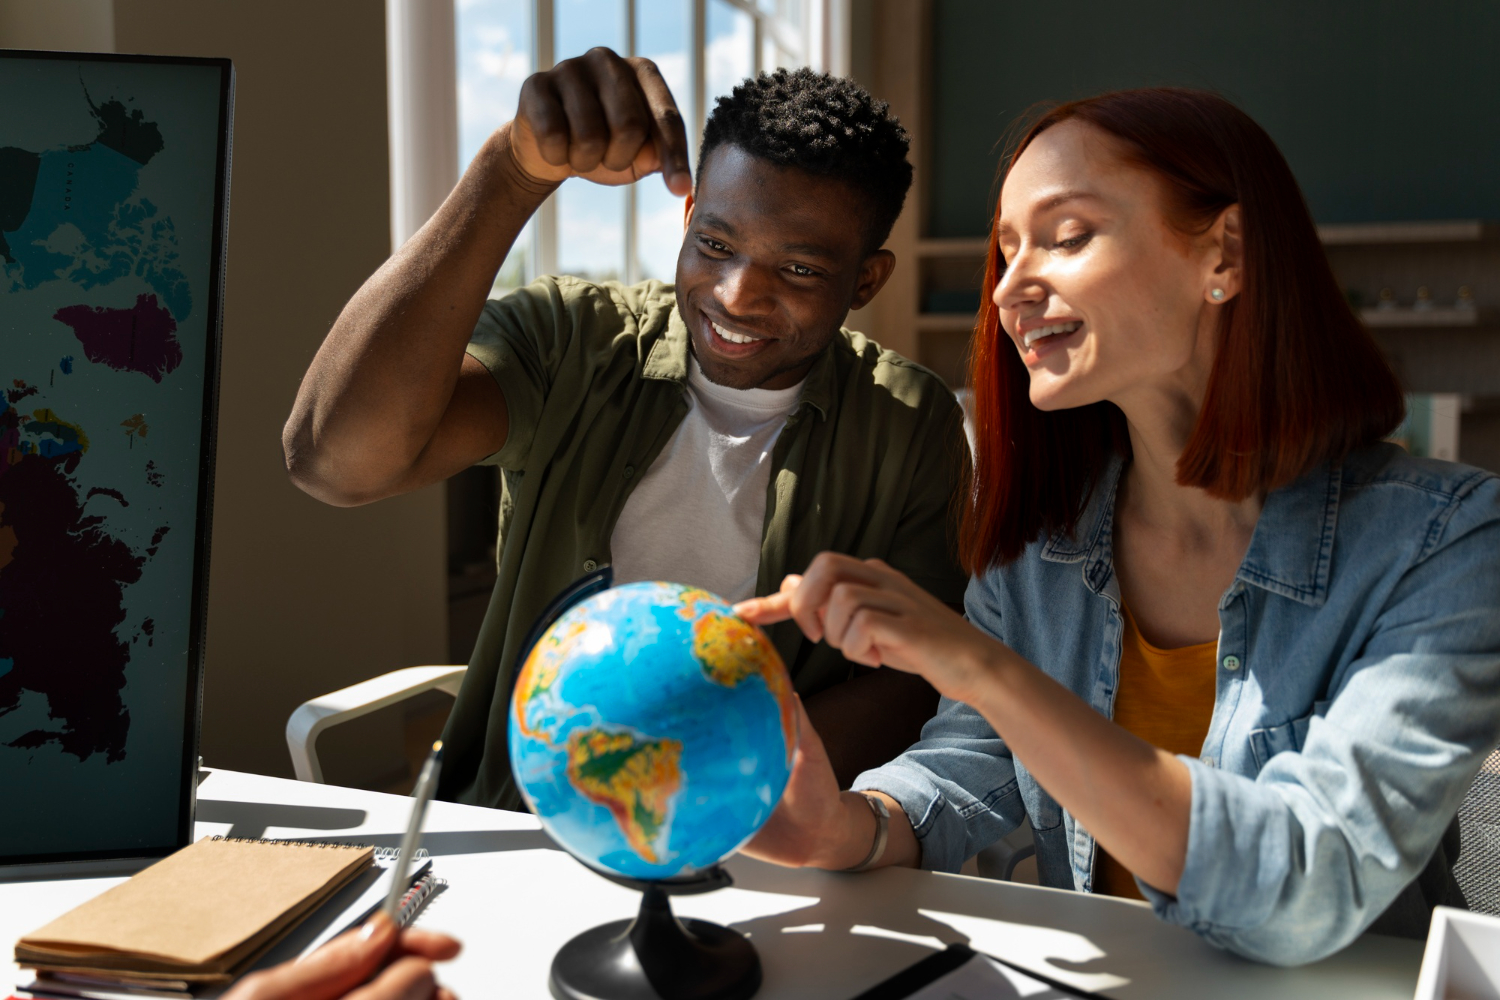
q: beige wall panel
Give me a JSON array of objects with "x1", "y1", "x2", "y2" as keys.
[
  {"x1": 0, "y1": 0, "x2": 114, "y2": 52},
  {"x1": 113, "y1": 0, "x2": 448, "y2": 780},
  {"x1": 847, "y1": 0, "x2": 926, "y2": 362}
]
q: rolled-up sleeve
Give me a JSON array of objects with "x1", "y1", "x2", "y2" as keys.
[
  {"x1": 465, "y1": 276, "x2": 578, "y2": 470},
  {"x1": 1144, "y1": 490, "x2": 1500, "y2": 965},
  {"x1": 852, "y1": 695, "x2": 1029, "y2": 873}
]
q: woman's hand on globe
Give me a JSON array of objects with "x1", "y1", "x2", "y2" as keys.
[
  {"x1": 741, "y1": 697, "x2": 894, "y2": 870},
  {"x1": 734, "y1": 554, "x2": 1008, "y2": 707}
]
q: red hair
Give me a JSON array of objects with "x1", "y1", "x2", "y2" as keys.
[{"x1": 960, "y1": 88, "x2": 1405, "y2": 572}]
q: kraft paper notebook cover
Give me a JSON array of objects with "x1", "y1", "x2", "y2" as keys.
[{"x1": 15, "y1": 837, "x2": 373, "y2": 984}]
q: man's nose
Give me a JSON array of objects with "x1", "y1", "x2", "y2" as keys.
[{"x1": 715, "y1": 261, "x2": 776, "y2": 316}]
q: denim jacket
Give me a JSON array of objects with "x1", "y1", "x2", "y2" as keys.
[{"x1": 852, "y1": 443, "x2": 1500, "y2": 965}]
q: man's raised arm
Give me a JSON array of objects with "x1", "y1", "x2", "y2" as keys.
[{"x1": 283, "y1": 49, "x2": 692, "y2": 507}]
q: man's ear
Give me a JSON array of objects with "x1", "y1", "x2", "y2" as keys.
[
  {"x1": 683, "y1": 192, "x2": 696, "y2": 230},
  {"x1": 849, "y1": 249, "x2": 896, "y2": 311}
]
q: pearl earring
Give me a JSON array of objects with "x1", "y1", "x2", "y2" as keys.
[{"x1": 1211, "y1": 288, "x2": 1226, "y2": 301}]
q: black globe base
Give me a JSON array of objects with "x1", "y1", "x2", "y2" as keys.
[{"x1": 549, "y1": 873, "x2": 761, "y2": 1000}]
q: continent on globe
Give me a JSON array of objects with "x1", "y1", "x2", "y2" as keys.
[
  {"x1": 685, "y1": 597, "x2": 798, "y2": 763},
  {"x1": 567, "y1": 727, "x2": 683, "y2": 865},
  {"x1": 514, "y1": 617, "x2": 599, "y2": 744},
  {"x1": 53, "y1": 293, "x2": 183, "y2": 382},
  {"x1": 0, "y1": 397, "x2": 159, "y2": 762}
]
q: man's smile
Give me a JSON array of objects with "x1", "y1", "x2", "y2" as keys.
[{"x1": 700, "y1": 310, "x2": 780, "y2": 359}]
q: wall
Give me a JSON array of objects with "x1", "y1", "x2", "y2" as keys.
[
  {"x1": 930, "y1": 0, "x2": 1500, "y2": 236},
  {"x1": 79, "y1": 0, "x2": 446, "y2": 780},
  {"x1": 0, "y1": 0, "x2": 114, "y2": 52},
  {"x1": 844, "y1": 0, "x2": 927, "y2": 360}
]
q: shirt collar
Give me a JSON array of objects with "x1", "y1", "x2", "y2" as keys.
[
  {"x1": 1039, "y1": 450, "x2": 1341, "y2": 607},
  {"x1": 646, "y1": 302, "x2": 834, "y2": 421}
]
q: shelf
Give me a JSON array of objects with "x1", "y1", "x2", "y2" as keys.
[
  {"x1": 1318, "y1": 220, "x2": 1494, "y2": 245},
  {"x1": 915, "y1": 237, "x2": 989, "y2": 257},
  {"x1": 916, "y1": 313, "x2": 979, "y2": 332},
  {"x1": 1360, "y1": 307, "x2": 1491, "y2": 328}
]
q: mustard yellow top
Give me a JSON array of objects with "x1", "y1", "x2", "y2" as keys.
[{"x1": 1094, "y1": 604, "x2": 1217, "y2": 900}]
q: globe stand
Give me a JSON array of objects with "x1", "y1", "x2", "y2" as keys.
[{"x1": 549, "y1": 866, "x2": 761, "y2": 1000}]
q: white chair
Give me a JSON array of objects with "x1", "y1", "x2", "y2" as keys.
[{"x1": 285, "y1": 665, "x2": 467, "y2": 783}]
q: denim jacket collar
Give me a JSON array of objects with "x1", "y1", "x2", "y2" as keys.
[{"x1": 1039, "y1": 450, "x2": 1342, "y2": 608}]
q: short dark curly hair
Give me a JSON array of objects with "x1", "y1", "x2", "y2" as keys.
[{"x1": 698, "y1": 68, "x2": 913, "y2": 253}]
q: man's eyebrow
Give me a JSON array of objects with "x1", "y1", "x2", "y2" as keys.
[
  {"x1": 996, "y1": 189, "x2": 1104, "y2": 239},
  {"x1": 777, "y1": 240, "x2": 840, "y2": 260},
  {"x1": 695, "y1": 212, "x2": 739, "y2": 237}
]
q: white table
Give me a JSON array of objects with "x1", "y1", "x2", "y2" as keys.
[{"x1": 2, "y1": 769, "x2": 1424, "y2": 999}]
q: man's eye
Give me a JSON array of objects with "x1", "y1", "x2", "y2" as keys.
[
  {"x1": 700, "y1": 237, "x2": 730, "y2": 253},
  {"x1": 788, "y1": 263, "x2": 815, "y2": 277}
]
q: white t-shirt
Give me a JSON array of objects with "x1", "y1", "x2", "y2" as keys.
[{"x1": 609, "y1": 356, "x2": 803, "y2": 602}]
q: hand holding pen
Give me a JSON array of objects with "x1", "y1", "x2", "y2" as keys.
[{"x1": 221, "y1": 913, "x2": 461, "y2": 1000}]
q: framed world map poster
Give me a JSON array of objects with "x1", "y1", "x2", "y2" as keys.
[{"x1": 0, "y1": 51, "x2": 232, "y2": 872}]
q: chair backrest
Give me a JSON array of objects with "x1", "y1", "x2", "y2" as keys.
[{"x1": 1455, "y1": 748, "x2": 1500, "y2": 915}]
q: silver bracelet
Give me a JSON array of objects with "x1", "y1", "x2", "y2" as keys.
[{"x1": 842, "y1": 792, "x2": 890, "y2": 872}]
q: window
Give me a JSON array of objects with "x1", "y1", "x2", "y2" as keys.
[{"x1": 456, "y1": 0, "x2": 845, "y2": 292}]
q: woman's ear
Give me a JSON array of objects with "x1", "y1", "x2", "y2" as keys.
[{"x1": 1206, "y1": 203, "x2": 1243, "y2": 304}]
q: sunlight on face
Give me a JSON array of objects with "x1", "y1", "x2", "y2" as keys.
[{"x1": 993, "y1": 121, "x2": 1220, "y2": 413}]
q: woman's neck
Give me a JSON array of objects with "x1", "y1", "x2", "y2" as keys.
[{"x1": 1115, "y1": 382, "x2": 1263, "y2": 550}]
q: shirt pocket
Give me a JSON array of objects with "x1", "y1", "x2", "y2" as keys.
[{"x1": 1248, "y1": 700, "x2": 1331, "y2": 771}]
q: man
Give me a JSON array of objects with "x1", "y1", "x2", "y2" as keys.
[{"x1": 283, "y1": 50, "x2": 967, "y2": 810}]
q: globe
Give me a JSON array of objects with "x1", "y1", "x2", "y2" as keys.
[{"x1": 509, "y1": 581, "x2": 797, "y2": 881}]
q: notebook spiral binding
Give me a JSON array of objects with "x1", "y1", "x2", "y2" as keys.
[
  {"x1": 397, "y1": 873, "x2": 445, "y2": 921},
  {"x1": 208, "y1": 835, "x2": 430, "y2": 861}
]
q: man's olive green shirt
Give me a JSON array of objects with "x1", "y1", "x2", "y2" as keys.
[{"x1": 438, "y1": 276, "x2": 969, "y2": 810}]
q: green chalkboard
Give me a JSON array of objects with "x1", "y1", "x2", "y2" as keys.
[{"x1": 930, "y1": 0, "x2": 1500, "y2": 237}]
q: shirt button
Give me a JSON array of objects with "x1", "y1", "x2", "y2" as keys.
[
  {"x1": 1203, "y1": 756, "x2": 1217, "y2": 768},
  {"x1": 623, "y1": 465, "x2": 635, "y2": 479},
  {"x1": 1222, "y1": 654, "x2": 1241, "y2": 672},
  {"x1": 583, "y1": 559, "x2": 598, "y2": 572}
]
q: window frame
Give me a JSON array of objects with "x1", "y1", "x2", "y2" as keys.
[
  {"x1": 529, "y1": 0, "x2": 849, "y2": 283},
  {"x1": 387, "y1": 0, "x2": 850, "y2": 284}
]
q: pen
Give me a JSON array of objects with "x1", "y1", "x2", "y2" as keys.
[{"x1": 383, "y1": 740, "x2": 443, "y2": 921}]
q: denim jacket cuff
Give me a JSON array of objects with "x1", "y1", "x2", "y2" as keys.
[
  {"x1": 1162, "y1": 754, "x2": 1289, "y2": 934},
  {"x1": 851, "y1": 762, "x2": 964, "y2": 873}
]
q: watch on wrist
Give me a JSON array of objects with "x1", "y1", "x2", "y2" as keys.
[{"x1": 842, "y1": 791, "x2": 890, "y2": 873}]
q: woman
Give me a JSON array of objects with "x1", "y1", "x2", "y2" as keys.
[{"x1": 735, "y1": 88, "x2": 1500, "y2": 965}]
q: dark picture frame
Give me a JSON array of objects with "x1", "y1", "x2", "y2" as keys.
[{"x1": 0, "y1": 49, "x2": 233, "y2": 875}]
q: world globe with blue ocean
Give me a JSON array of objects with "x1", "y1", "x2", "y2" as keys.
[{"x1": 509, "y1": 581, "x2": 797, "y2": 880}]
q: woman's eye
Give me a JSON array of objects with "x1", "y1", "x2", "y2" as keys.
[{"x1": 1056, "y1": 233, "x2": 1091, "y2": 250}]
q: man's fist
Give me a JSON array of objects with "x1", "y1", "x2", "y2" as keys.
[{"x1": 510, "y1": 47, "x2": 692, "y2": 195}]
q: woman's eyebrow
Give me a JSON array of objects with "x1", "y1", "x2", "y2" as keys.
[{"x1": 997, "y1": 189, "x2": 1106, "y2": 238}]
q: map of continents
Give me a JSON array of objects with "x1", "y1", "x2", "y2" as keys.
[{"x1": 0, "y1": 89, "x2": 186, "y2": 763}]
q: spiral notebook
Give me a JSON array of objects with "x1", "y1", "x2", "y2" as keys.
[{"x1": 14, "y1": 837, "x2": 374, "y2": 987}]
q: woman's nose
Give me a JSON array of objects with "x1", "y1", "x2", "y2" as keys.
[{"x1": 994, "y1": 249, "x2": 1045, "y2": 313}]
